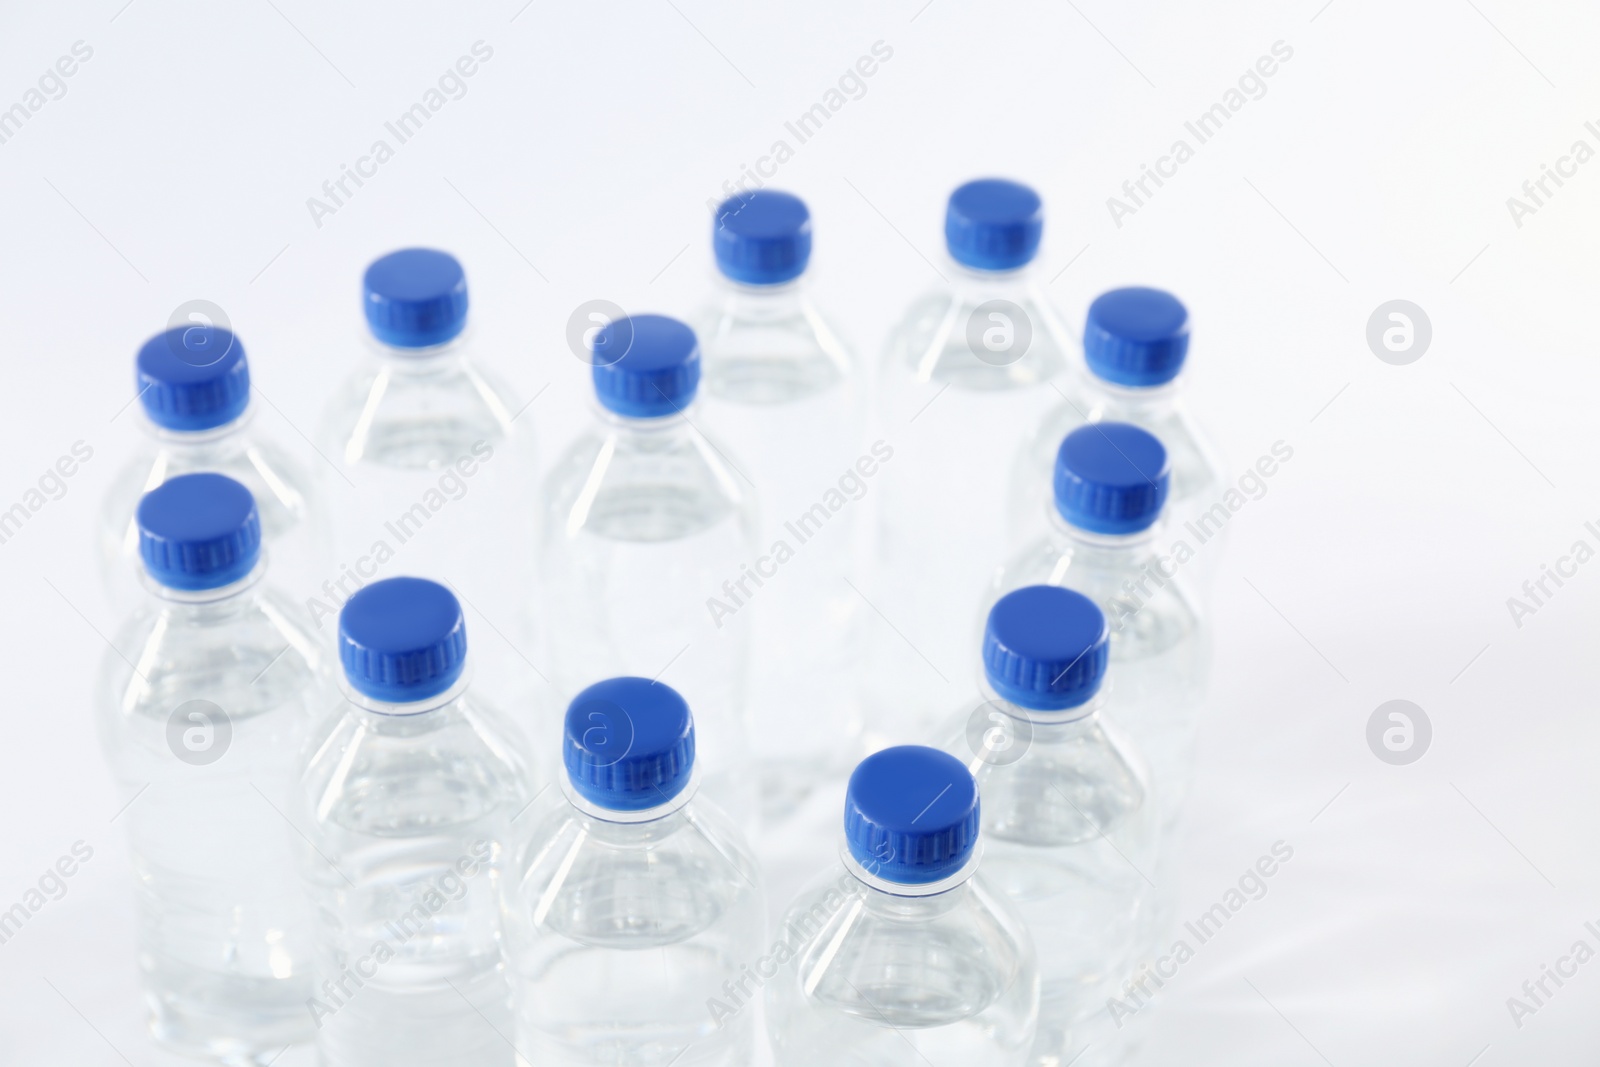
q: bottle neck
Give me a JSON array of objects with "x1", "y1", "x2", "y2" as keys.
[
  {"x1": 340, "y1": 671, "x2": 473, "y2": 723},
  {"x1": 140, "y1": 558, "x2": 267, "y2": 612},
  {"x1": 1047, "y1": 510, "x2": 1161, "y2": 561},
  {"x1": 139, "y1": 403, "x2": 254, "y2": 453},
  {"x1": 592, "y1": 403, "x2": 695, "y2": 438},
  {"x1": 840, "y1": 844, "x2": 983, "y2": 899},
  {"x1": 981, "y1": 683, "x2": 1108, "y2": 728},
  {"x1": 559, "y1": 768, "x2": 702, "y2": 826},
  {"x1": 369, "y1": 331, "x2": 472, "y2": 376},
  {"x1": 948, "y1": 259, "x2": 1038, "y2": 298},
  {"x1": 1081, "y1": 372, "x2": 1184, "y2": 416},
  {"x1": 715, "y1": 274, "x2": 807, "y2": 315}
]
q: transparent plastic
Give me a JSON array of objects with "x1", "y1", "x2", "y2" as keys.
[
  {"x1": 988, "y1": 518, "x2": 1209, "y2": 829},
  {"x1": 696, "y1": 276, "x2": 866, "y2": 816},
  {"x1": 765, "y1": 854, "x2": 1038, "y2": 1065},
  {"x1": 318, "y1": 334, "x2": 540, "y2": 714},
  {"x1": 1010, "y1": 373, "x2": 1225, "y2": 594},
  {"x1": 540, "y1": 405, "x2": 757, "y2": 825},
  {"x1": 100, "y1": 406, "x2": 326, "y2": 616},
  {"x1": 939, "y1": 692, "x2": 1154, "y2": 1066},
  {"x1": 295, "y1": 677, "x2": 534, "y2": 1067},
  {"x1": 94, "y1": 564, "x2": 326, "y2": 1063},
  {"x1": 503, "y1": 779, "x2": 766, "y2": 1065},
  {"x1": 988, "y1": 516, "x2": 1210, "y2": 999},
  {"x1": 865, "y1": 262, "x2": 1071, "y2": 743}
]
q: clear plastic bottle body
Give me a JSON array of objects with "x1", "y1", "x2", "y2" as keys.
[
  {"x1": 765, "y1": 857, "x2": 1037, "y2": 1065},
  {"x1": 696, "y1": 277, "x2": 866, "y2": 813},
  {"x1": 866, "y1": 264, "x2": 1070, "y2": 743},
  {"x1": 503, "y1": 784, "x2": 766, "y2": 1066},
  {"x1": 989, "y1": 519, "x2": 1209, "y2": 1000},
  {"x1": 318, "y1": 336, "x2": 540, "y2": 709},
  {"x1": 989, "y1": 519, "x2": 1210, "y2": 829},
  {"x1": 540, "y1": 407, "x2": 756, "y2": 824},
  {"x1": 1010, "y1": 374, "x2": 1225, "y2": 592},
  {"x1": 100, "y1": 407, "x2": 328, "y2": 616},
  {"x1": 94, "y1": 566, "x2": 327, "y2": 1060},
  {"x1": 939, "y1": 695, "x2": 1154, "y2": 1065},
  {"x1": 296, "y1": 682, "x2": 533, "y2": 1067}
]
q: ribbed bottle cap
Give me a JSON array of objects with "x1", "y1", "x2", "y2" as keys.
[
  {"x1": 1083, "y1": 287, "x2": 1190, "y2": 387},
  {"x1": 135, "y1": 326, "x2": 250, "y2": 431},
  {"x1": 945, "y1": 178, "x2": 1043, "y2": 271},
  {"x1": 713, "y1": 190, "x2": 813, "y2": 285},
  {"x1": 338, "y1": 577, "x2": 467, "y2": 703},
  {"x1": 136, "y1": 472, "x2": 261, "y2": 590},
  {"x1": 362, "y1": 248, "x2": 470, "y2": 349},
  {"x1": 1054, "y1": 422, "x2": 1170, "y2": 534},
  {"x1": 591, "y1": 314, "x2": 701, "y2": 417},
  {"x1": 844, "y1": 746, "x2": 980, "y2": 885},
  {"x1": 564, "y1": 677, "x2": 696, "y2": 812},
  {"x1": 983, "y1": 585, "x2": 1109, "y2": 711}
]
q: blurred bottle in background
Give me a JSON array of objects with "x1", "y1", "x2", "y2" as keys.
[
  {"x1": 941, "y1": 584, "x2": 1154, "y2": 1067},
  {"x1": 297, "y1": 576, "x2": 533, "y2": 1067},
  {"x1": 319, "y1": 248, "x2": 540, "y2": 718},
  {"x1": 991, "y1": 423, "x2": 1208, "y2": 832},
  {"x1": 96, "y1": 472, "x2": 324, "y2": 1062},
  {"x1": 541, "y1": 314, "x2": 757, "y2": 827},
  {"x1": 505, "y1": 676, "x2": 765, "y2": 1066},
  {"x1": 1011, "y1": 287, "x2": 1224, "y2": 599},
  {"x1": 867, "y1": 178, "x2": 1071, "y2": 744},
  {"x1": 696, "y1": 189, "x2": 865, "y2": 819},
  {"x1": 100, "y1": 325, "x2": 325, "y2": 617},
  {"x1": 765, "y1": 745, "x2": 1038, "y2": 1065}
]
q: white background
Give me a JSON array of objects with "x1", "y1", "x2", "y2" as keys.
[{"x1": 2, "y1": 1, "x2": 1598, "y2": 1064}]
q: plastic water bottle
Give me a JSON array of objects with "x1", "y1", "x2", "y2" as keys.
[
  {"x1": 297, "y1": 576, "x2": 533, "y2": 1067},
  {"x1": 1010, "y1": 287, "x2": 1224, "y2": 594},
  {"x1": 867, "y1": 179, "x2": 1072, "y2": 742},
  {"x1": 991, "y1": 423, "x2": 1208, "y2": 830},
  {"x1": 318, "y1": 248, "x2": 539, "y2": 712},
  {"x1": 765, "y1": 745, "x2": 1038, "y2": 1065},
  {"x1": 695, "y1": 190, "x2": 866, "y2": 816},
  {"x1": 541, "y1": 314, "x2": 756, "y2": 825},
  {"x1": 941, "y1": 584, "x2": 1154, "y2": 1066},
  {"x1": 504, "y1": 676, "x2": 765, "y2": 1065},
  {"x1": 101, "y1": 325, "x2": 324, "y2": 615},
  {"x1": 95, "y1": 472, "x2": 323, "y2": 1061}
]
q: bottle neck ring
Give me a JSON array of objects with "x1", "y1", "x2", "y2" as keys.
[
  {"x1": 839, "y1": 842, "x2": 983, "y2": 898},
  {"x1": 559, "y1": 767, "x2": 702, "y2": 825},
  {"x1": 340, "y1": 669, "x2": 472, "y2": 717}
]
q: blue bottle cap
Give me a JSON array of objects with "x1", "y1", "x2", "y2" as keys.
[
  {"x1": 136, "y1": 472, "x2": 261, "y2": 591},
  {"x1": 338, "y1": 577, "x2": 468, "y2": 703},
  {"x1": 591, "y1": 314, "x2": 701, "y2": 418},
  {"x1": 1054, "y1": 422, "x2": 1170, "y2": 535},
  {"x1": 136, "y1": 326, "x2": 250, "y2": 432},
  {"x1": 363, "y1": 248, "x2": 470, "y2": 349},
  {"x1": 1083, "y1": 287, "x2": 1190, "y2": 387},
  {"x1": 844, "y1": 746, "x2": 980, "y2": 885},
  {"x1": 984, "y1": 585, "x2": 1109, "y2": 711},
  {"x1": 713, "y1": 190, "x2": 813, "y2": 285},
  {"x1": 564, "y1": 677, "x2": 696, "y2": 812},
  {"x1": 945, "y1": 178, "x2": 1043, "y2": 271}
]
